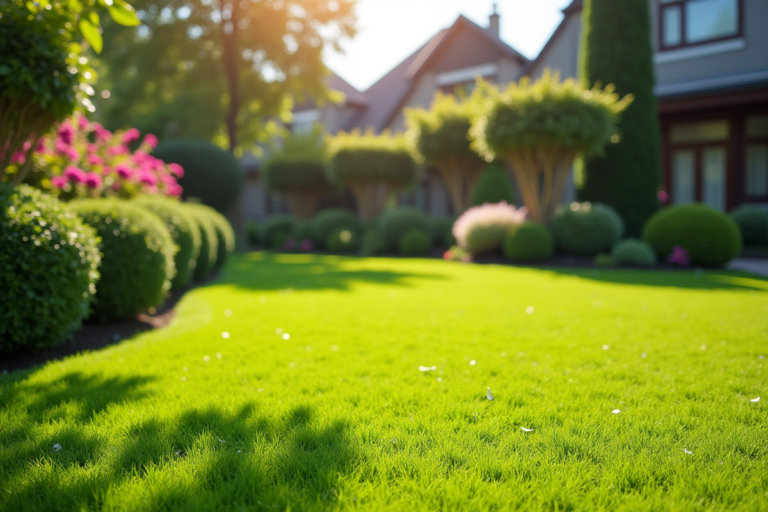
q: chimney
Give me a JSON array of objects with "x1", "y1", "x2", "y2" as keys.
[{"x1": 488, "y1": 3, "x2": 500, "y2": 38}]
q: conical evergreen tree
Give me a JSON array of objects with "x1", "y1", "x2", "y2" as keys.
[{"x1": 578, "y1": 0, "x2": 661, "y2": 236}]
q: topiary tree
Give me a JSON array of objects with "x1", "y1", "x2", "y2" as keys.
[
  {"x1": 471, "y1": 71, "x2": 631, "y2": 226},
  {"x1": 579, "y1": 0, "x2": 661, "y2": 237},
  {"x1": 1, "y1": 185, "x2": 100, "y2": 353},
  {"x1": 551, "y1": 202, "x2": 623, "y2": 256},
  {"x1": 153, "y1": 139, "x2": 244, "y2": 213},
  {"x1": 405, "y1": 93, "x2": 486, "y2": 214},
  {"x1": 327, "y1": 130, "x2": 419, "y2": 221},
  {"x1": 262, "y1": 126, "x2": 331, "y2": 220},
  {"x1": 70, "y1": 198, "x2": 176, "y2": 320},
  {"x1": 471, "y1": 162, "x2": 515, "y2": 207}
]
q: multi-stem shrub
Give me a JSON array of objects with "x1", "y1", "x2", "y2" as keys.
[
  {"x1": 136, "y1": 196, "x2": 201, "y2": 289},
  {"x1": 503, "y1": 221, "x2": 554, "y2": 262},
  {"x1": 189, "y1": 203, "x2": 235, "y2": 268},
  {"x1": 184, "y1": 204, "x2": 219, "y2": 279},
  {"x1": 730, "y1": 206, "x2": 768, "y2": 247},
  {"x1": 611, "y1": 239, "x2": 655, "y2": 267},
  {"x1": 452, "y1": 202, "x2": 527, "y2": 255},
  {"x1": 399, "y1": 228, "x2": 433, "y2": 256},
  {"x1": 552, "y1": 202, "x2": 623, "y2": 256},
  {"x1": 327, "y1": 130, "x2": 418, "y2": 221},
  {"x1": 379, "y1": 208, "x2": 430, "y2": 252},
  {"x1": 471, "y1": 71, "x2": 631, "y2": 225},
  {"x1": 0, "y1": 185, "x2": 100, "y2": 352},
  {"x1": 311, "y1": 209, "x2": 359, "y2": 249},
  {"x1": 70, "y1": 198, "x2": 176, "y2": 320}
]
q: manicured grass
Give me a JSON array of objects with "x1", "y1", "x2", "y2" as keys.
[{"x1": 1, "y1": 253, "x2": 767, "y2": 511}]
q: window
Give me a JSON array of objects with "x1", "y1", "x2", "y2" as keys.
[
  {"x1": 660, "y1": 0, "x2": 740, "y2": 50},
  {"x1": 745, "y1": 116, "x2": 768, "y2": 198}
]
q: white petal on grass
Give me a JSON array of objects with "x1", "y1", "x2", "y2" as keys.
[
  {"x1": 418, "y1": 366, "x2": 437, "y2": 372},
  {"x1": 602, "y1": 345, "x2": 610, "y2": 350},
  {"x1": 683, "y1": 448, "x2": 692, "y2": 455},
  {"x1": 221, "y1": 332, "x2": 230, "y2": 339},
  {"x1": 526, "y1": 306, "x2": 534, "y2": 314},
  {"x1": 469, "y1": 360, "x2": 476, "y2": 366},
  {"x1": 520, "y1": 427, "x2": 534, "y2": 432},
  {"x1": 282, "y1": 333, "x2": 290, "y2": 340},
  {"x1": 486, "y1": 387, "x2": 494, "y2": 401},
  {"x1": 216, "y1": 436, "x2": 225, "y2": 444},
  {"x1": 612, "y1": 409, "x2": 621, "y2": 414},
  {"x1": 52, "y1": 443, "x2": 62, "y2": 452},
  {"x1": 750, "y1": 396, "x2": 760, "y2": 403}
]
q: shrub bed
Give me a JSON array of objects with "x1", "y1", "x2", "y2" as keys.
[
  {"x1": 428, "y1": 216, "x2": 456, "y2": 247},
  {"x1": 326, "y1": 227, "x2": 359, "y2": 253},
  {"x1": 71, "y1": 198, "x2": 176, "y2": 320},
  {"x1": 312, "y1": 209, "x2": 359, "y2": 248},
  {"x1": 399, "y1": 228, "x2": 432, "y2": 256},
  {"x1": 261, "y1": 215, "x2": 295, "y2": 250},
  {"x1": 379, "y1": 208, "x2": 430, "y2": 252},
  {"x1": 1, "y1": 185, "x2": 100, "y2": 353},
  {"x1": 730, "y1": 206, "x2": 768, "y2": 247},
  {"x1": 503, "y1": 221, "x2": 553, "y2": 262},
  {"x1": 611, "y1": 239, "x2": 655, "y2": 267},
  {"x1": 552, "y1": 202, "x2": 623, "y2": 256},
  {"x1": 453, "y1": 202, "x2": 527, "y2": 255}
]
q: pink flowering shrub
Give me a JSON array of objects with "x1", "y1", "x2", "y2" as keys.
[
  {"x1": 18, "y1": 114, "x2": 183, "y2": 200},
  {"x1": 452, "y1": 202, "x2": 527, "y2": 255}
]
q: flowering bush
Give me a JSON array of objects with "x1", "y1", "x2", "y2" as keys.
[
  {"x1": 14, "y1": 114, "x2": 183, "y2": 200},
  {"x1": 452, "y1": 202, "x2": 527, "y2": 255}
]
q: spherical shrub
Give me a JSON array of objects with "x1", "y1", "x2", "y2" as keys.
[
  {"x1": 399, "y1": 228, "x2": 433, "y2": 256},
  {"x1": 183, "y1": 204, "x2": 219, "y2": 279},
  {"x1": 135, "y1": 196, "x2": 201, "y2": 289},
  {"x1": 730, "y1": 206, "x2": 768, "y2": 247},
  {"x1": 471, "y1": 163, "x2": 515, "y2": 206},
  {"x1": 0, "y1": 185, "x2": 100, "y2": 352},
  {"x1": 153, "y1": 139, "x2": 244, "y2": 213},
  {"x1": 361, "y1": 229, "x2": 386, "y2": 256},
  {"x1": 611, "y1": 239, "x2": 655, "y2": 267},
  {"x1": 428, "y1": 216, "x2": 456, "y2": 247},
  {"x1": 642, "y1": 204, "x2": 741, "y2": 267},
  {"x1": 379, "y1": 208, "x2": 430, "y2": 251},
  {"x1": 311, "y1": 209, "x2": 358, "y2": 248},
  {"x1": 262, "y1": 215, "x2": 295, "y2": 250},
  {"x1": 326, "y1": 227, "x2": 359, "y2": 253},
  {"x1": 503, "y1": 221, "x2": 553, "y2": 261},
  {"x1": 188, "y1": 203, "x2": 235, "y2": 268},
  {"x1": 70, "y1": 199, "x2": 176, "y2": 320},
  {"x1": 293, "y1": 221, "x2": 314, "y2": 242},
  {"x1": 552, "y1": 202, "x2": 623, "y2": 256},
  {"x1": 453, "y1": 202, "x2": 526, "y2": 255}
]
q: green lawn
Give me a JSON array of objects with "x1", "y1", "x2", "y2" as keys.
[{"x1": 2, "y1": 253, "x2": 767, "y2": 511}]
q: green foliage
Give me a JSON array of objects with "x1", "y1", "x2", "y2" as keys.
[
  {"x1": 578, "y1": 0, "x2": 661, "y2": 236},
  {"x1": 70, "y1": 198, "x2": 176, "y2": 320},
  {"x1": 611, "y1": 239, "x2": 656, "y2": 267},
  {"x1": 153, "y1": 139, "x2": 244, "y2": 213},
  {"x1": 327, "y1": 130, "x2": 418, "y2": 186},
  {"x1": 263, "y1": 126, "x2": 329, "y2": 191},
  {"x1": 262, "y1": 215, "x2": 296, "y2": 250},
  {"x1": 398, "y1": 228, "x2": 432, "y2": 256},
  {"x1": 188, "y1": 204, "x2": 235, "y2": 269},
  {"x1": 503, "y1": 221, "x2": 554, "y2": 262},
  {"x1": 247, "y1": 221, "x2": 261, "y2": 246},
  {"x1": 552, "y1": 202, "x2": 624, "y2": 256},
  {"x1": 325, "y1": 227, "x2": 359, "y2": 253},
  {"x1": 471, "y1": 163, "x2": 515, "y2": 206},
  {"x1": 184, "y1": 204, "x2": 219, "y2": 279},
  {"x1": 360, "y1": 228, "x2": 387, "y2": 256},
  {"x1": 135, "y1": 196, "x2": 201, "y2": 290},
  {"x1": 730, "y1": 206, "x2": 768, "y2": 247},
  {"x1": 378, "y1": 208, "x2": 430, "y2": 251},
  {"x1": 642, "y1": 204, "x2": 742, "y2": 267},
  {"x1": 293, "y1": 221, "x2": 314, "y2": 242},
  {"x1": 0, "y1": 185, "x2": 100, "y2": 352},
  {"x1": 427, "y1": 216, "x2": 456, "y2": 247},
  {"x1": 594, "y1": 253, "x2": 614, "y2": 268},
  {"x1": 311, "y1": 209, "x2": 358, "y2": 248}
]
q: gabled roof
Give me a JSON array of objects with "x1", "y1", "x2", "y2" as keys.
[
  {"x1": 520, "y1": 0, "x2": 582, "y2": 77},
  {"x1": 293, "y1": 70, "x2": 368, "y2": 113}
]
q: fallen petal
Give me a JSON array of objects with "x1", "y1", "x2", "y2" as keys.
[
  {"x1": 52, "y1": 443, "x2": 61, "y2": 452},
  {"x1": 486, "y1": 387, "x2": 494, "y2": 401},
  {"x1": 683, "y1": 448, "x2": 692, "y2": 454},
  {"x1": 750, "y1": 396, "x2": 760, "y2": 403},
  {"x1": 520, "y1": 427, "x2": 534, "y2": 432},
  {"x1": 612, "y1": 409, "x2": 621, "y2": 414}
]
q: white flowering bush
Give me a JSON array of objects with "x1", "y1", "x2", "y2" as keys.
[{"x1": 452, "y1": 202, "x2": 527, "y2": 255}]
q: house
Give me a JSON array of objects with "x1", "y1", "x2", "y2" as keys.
[{"x1": 243, "y1": 0, "x2": 768, "y2": 221}]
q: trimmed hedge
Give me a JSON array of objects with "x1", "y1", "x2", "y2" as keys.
[
  {"x1": 184, "y1": 204, "x2": 219, "y2": 279},
  {"x1": 189, "y1": 203, "x2": 235, "y2": 268},
  {"x1": 1, "y1": 185, "x2": 100, "y2": 352},
  {"x1": 552, "y1": 202, "x2": 623, "y2": 256},
  {"x1": 326, "y1": 227, "x2": 359, "y2": 253},
  {"x1": 503, "y1": 221, "x2": 553, "y2": 262},
  {"x1": 642, "y1": 204, "x2": 741, "y2": 267},
  {"x1": 428, "y1": 216, "x2": 456, "y2": 247},
  {"x1": 261, "y1": 215, "x2": 295, "y2": 250},
  {"x1": 472, "y1": 163, "x2": 515, "y2": 207},
  {"x1": 361, "y1": 229, "x2": 386, "y2": 256},
  {"x1": 399, "y1": 228, "x2": 432, "y2": 256},
  {"x1": 153, "y1": 139, "x2": 244, "y2": 213},
  {"x1": 611, "y1": 239, "x2": 655, "y2": 267},
  {"x1": 730, "y1": 206, "x2": 768, "y2": 247},
  {"x1": 136, "y1": 196, "x2": 201, "y2": 289},
  {"x1": 379, "y1": 208, "x2": 430, "y2": 251},
  {"x1": 71, "y1": 198, "x2": 176, "y2": 320},
  {"x1": 311, "y1": 209, "x2": 359, "y2": 248}
]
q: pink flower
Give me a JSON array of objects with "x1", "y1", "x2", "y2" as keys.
[
  {"x1": 115, "y1": 164, "x2": 133, "y2": 179},
  {"x1": 93, "y1": 124, "x2": 112, "y2": 143},
  {"x1": 283, "y1": 237, "x2": 296, "y2": 251},
  {"x1": 139, "y1": 172, "x2": 157, "y2": 186},
  {"x1": 11, "y1": 152, "x2": 25, "y2": 164},
  {"x1": 84, "y1": 172, "x2": 102, "y2": 189},
  {"x1": 122, "y1": 128, "x2": 140, "y2": 144},
  {"x1": 87, "y1": 143, "x2": 99, "y2": 153},
  {"x1": 300, "y1": 239, "x2": 314, "y2": 252},
  {"x1": 107, "y1": 145, "x2": 128, "y2": 157},
  {"x1": 77, "y1": 115, "x2": 89, "y2": 130},
  {"x1": 87, "y1": 154, "x2": 103, "y2": 166},
  {"x1": 160, "y1": 174, "x2": 177, "y2": 186},
  {"x1": 64, "y1": 166, "x2": 86, "y2": 183},
  {"x1": 65, "y1": 147, "x2": 79, "y2": 161},
  {"x1": 22, "y1": 141, "x2": 32, "y2": 151},
  {"x1": 168, "y1": 163, "x2": 184, "y2": 177},
  {"x1": 34, "y1": 141, "x2": 46, "y2": 154},
  {"x1": 101, "y1": 165, "x2": 112, "y2": 175},
  {"x1": 58, "y1": 122, "x2": 75, "y2": 145},
  {"x1": 657, "y1": 190, "x2": 669, "y2": 205},
  {"x1": 668, "y1": 245, "x2": 690, "y2": 266},
  {"x1": 143, "y1": 134, "x2": 159, "y2": 149},
  {"x1": 452, "y1": 202, "x2": 528, "y2": 252},
  {"x1": 51, "y1": 176, "x2": 68, "y2": 189},
  {"x1": 166, "y1": 184, "x2": 183, "y2": 196}
]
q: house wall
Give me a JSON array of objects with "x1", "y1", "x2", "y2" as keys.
[
  {"x1": 386, "y1": 72, "x2": 437, "y2": 132},
  {"x1": 526, "y1": 13, "x2": 582, "y2": 80}
]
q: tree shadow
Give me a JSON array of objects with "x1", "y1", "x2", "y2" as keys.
[{"x1": 216, "y1": 251, "x2": 448, "y2": 292}]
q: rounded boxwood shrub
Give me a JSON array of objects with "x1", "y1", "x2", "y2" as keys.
[
  {"x1": 471, "y1": 163, "x2": 515, "y2": 207},
  {"x1": 611, "y1": 239, "x2": 655, "y2": 267},
  {"x1": 189, "y1": 203, "x2": 235, "y2": 268},
  {"x1": 730, "y1": 206, "x2": 768, "y2": 247},
  {"x1": 361, "y1": 229, "x2": 386, "y2": 256},
  {"x1": 326, "y1": 227, "x2": 359, "y2": 253},
  {"x1": 70, "y1": 199, "x2": 176, "y2": 320},
  {"x1": 379, "y1": 208, "x2": 430, "y2": 251},
  {"x1": 153, "y1": 139, "x2": 244, "y2": 213},
  {"x1": 503, "y1": 221, "x2": 553, "y2": 262},
  {"x1": 262, "y1": 215, "x2": 295, "y2": 250},
  {"x1": 552, "y1": 202, "x2": 624, "y2": 256},
  {"x1": 1, "y1": 185, "x2": 100, "y2": 353},
  {"x1": 183, "y1": 204, "x2": 219, "y2": 279},
  {"x1": 642, "y1": 204, "x2": 741, "y2": 267},
  {"x1": 399, "y1": 228, "x2": 432, "y2": 256},
  {"x1": 428, "y1": 216, "x2": 456, "y2": 247},
  {"x1": 135, "y1": 196, "x2": 201, "y2": 289},
  {"x1": 311, "y1": 209, "x2": 358, "y2": 248}
]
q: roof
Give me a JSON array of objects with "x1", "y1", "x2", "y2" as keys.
[
  {"x1": 293, "y1": 70, "x2": 368, "y2": 113},
  {"x1": 520, "y1": 0, "x2": 582, "y2": 77}
]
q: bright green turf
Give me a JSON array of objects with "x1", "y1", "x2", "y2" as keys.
[{"x1": 2, "y1": 253, "x2": 767, "y2": 511}]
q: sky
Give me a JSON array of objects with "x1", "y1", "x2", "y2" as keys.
[{"x1": 324, "y1": 0, "x2": 573, "y2": 92}]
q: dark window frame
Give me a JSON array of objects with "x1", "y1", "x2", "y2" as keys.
[
  {"x1": 744, "y1": 129, "x2": 768, "y2": 200},
  {"x1": 658, "y1": 0, "x2": 743, "y2": 52}
]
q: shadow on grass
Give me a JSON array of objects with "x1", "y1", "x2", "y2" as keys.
[
  {"x1": 216, "y1": 251, "x2": 448, "y2": 292},
  {"x1": 1, "y1": 399, "x2": 359, "y2": 511}
]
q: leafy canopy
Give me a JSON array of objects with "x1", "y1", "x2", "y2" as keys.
[
  {"x1": 262, "y1": 125, "x2": 329, "y2": 191},
  {"x1": 327, "y1": 130, "x2": 418, "y2": 186}
]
